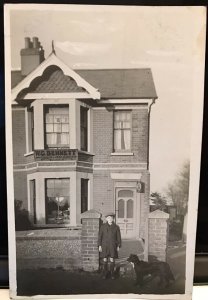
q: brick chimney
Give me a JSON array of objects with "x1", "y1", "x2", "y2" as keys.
[{"x1": 20, "y1": 37, "x2": 45, "y2": 76}]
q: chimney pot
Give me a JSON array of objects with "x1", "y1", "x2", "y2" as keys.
[
  {"x1": 25, "y1": 37, "x2": 31, "y2": 49},
  {"x1": 32, "y1": 37, "x2": 39, "y2": 48}
]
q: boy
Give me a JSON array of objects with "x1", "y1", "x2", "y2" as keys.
[{"x1": 98, "y1": 212, "x2": 121, "y2": 279}]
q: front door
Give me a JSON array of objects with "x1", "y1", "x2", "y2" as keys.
[{"x1": 115, "y1": 188, "x2": 136, "y2": 238}]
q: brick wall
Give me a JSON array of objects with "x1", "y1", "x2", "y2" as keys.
[
  {"x1": 148, "y1": 210, "x2": 169, "y2": 262},
  {"x1": 93, "y1": 108, "x2": 148, "y2": 163},
  {"x1": 139, "y1": 171, "x2": 150, "y2": 239},
  {"x1": 13, "y1": 172, "x2": 28, "y2": 210},
  {"x1": 81, "y1": 210, "x2": 101, "y2": 271},
  {"x1": 16, "y1": 229, "x2": 82, "y2": 270},
  {"x1": 12, "y1": 109, "x2": 26, "y2": 164}
]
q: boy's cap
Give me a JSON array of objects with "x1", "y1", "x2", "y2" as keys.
[{"x1": 105, "y1": 212, "x2": 115, "y2": 217}]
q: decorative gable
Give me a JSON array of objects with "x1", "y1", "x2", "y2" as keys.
[{"x1": 11, "y1": 53, "x2": 100, "y2": 102}]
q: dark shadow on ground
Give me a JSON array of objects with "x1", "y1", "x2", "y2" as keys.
[
  {"x1": 17, "y1": 268, "x2": 184, "y2": 296},
  {"x1": 17, "y1": 242, "x2": 186, "y2": 296}
]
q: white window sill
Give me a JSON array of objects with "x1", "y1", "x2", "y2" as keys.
[
  {"x1": 111, "y1": 152, "x2": 134, "y2": 156},
  {"x1": 24, "y1": 151, "x2": 34, "y2": 157}
]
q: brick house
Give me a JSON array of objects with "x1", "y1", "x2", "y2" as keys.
[{"x1": 11, "y1": 37, "x2": 157, "y2": 241}]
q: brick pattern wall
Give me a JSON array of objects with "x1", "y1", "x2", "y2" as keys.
[
  {"x1": 148, "y1": 212, "x2": 169, "y2": 262},
  {"x1": 12, "y1": 109, "x2": 26, "y2": 164},
  {"x1": 81, "y1": 210, "x2": 101, "y2": 271},
  {"x1": 139, "y1": 171, "x2": 150, "y2": 239},
  {"x1": 13, "y1": 172, "x2": 28, "y2": 210},
  {"x1": 93, "y1": 170, "x2": 114, "y2": 218},
  {"x1": 93, "y1": 108, "x2": 148, "y2": 163},
  {"x1": 16, "y1": 229, "x2": 82, "y2": 270}
]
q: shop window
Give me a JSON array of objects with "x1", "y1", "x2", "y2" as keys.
[
  {"x1": 45, "y1": 178, "x2": 70, "y2": 224},
  {"x1": 44, "y1": 105, "x2": 69, "y2": 148},
  {"x1": 80, "y1": 106, "x2": 88, "y2": 151},
  {"x1": 114, "y1": 111, "x2": 131, "y2": 151},
  {"x1": 81, "y1": 178, "x2": 88, "y2": 213},
  {"x1": 29, "y1": 179, "x2": 36, "y2": 224}
]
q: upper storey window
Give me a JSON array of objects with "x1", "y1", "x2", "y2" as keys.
[
  {"x1": 114, "y1": 111, "x2": 131, "y2": 152},
  {"x1": 80, "y1": 106, "x2": 88, "y2": 151},
  {"x1": 44, "y1": 105, "x2": 69, "y2": 148}
]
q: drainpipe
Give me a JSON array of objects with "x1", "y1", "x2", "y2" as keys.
[{"x1": 147, "y1": 98, "x2": 157, "y2": 170}]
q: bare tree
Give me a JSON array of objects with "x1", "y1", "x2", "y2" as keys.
[{"x1": 166, "y1": 160, "x2": 190, "y2": 216}]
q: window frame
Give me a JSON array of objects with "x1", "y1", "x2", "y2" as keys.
[
  {"x1": 44, "y1": 104, "x2": 70, "y2": 149},
  {"x1": 113, "y1": 110, "x2": 132, "y2": 153},
  {"x1": 45, "y1": 177, "x2": 70, "y2": 225},
  {"x1": 80, "y1": 106, "x2": 88, "y2": 152}
]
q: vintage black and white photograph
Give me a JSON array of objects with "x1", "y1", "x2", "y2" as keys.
[{"x1": 4, "y1": 4, "x2": 206, "y2": 299}]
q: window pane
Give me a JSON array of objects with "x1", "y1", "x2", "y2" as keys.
[
  {"x1": 46, "y1": 115, "x2": 54, "y2": 123},
  {"x1": 54, "y1": 124, "x2": 62, "y2": 132},
  {"x1": 114, "y1": 111, "x2": 131, "y2": 151},
  {"x1": 61, "y1": 133, "x2": 69, "y2": 145},
  {"x1": 46, "y1": 133, "x2": 57, "y2": 145},
  {"x1": 62, "y1": 124, "x2": 69, "y2": 132},
  {"x1": 46, "y1": 124, "x2": 53, "y2": 133},
  {"x1": 81, "y1": 179, "x2": 88, "y2": 213},
  {"x1": 46, "y1": 178, "x2": 70, "y2": 225},
  {"x1": 80, "y1": 107, "x2": 88, "y2": 151},
  {"x1": 118, "y1": 190, "x2": 133, "y2": 198},
  {"x1": 114, "y1": 130, "x2": 121, "y2": 150},
  {"x1": 45, "y1": 106, "x2": 69, "y2": 148},
  {"x1": 123, "y1": 130, "x2": 131, "y2": 150},
  {"x1": 118, "y1": 199, "x2": 124, "y2": 218},
  {"x1": 127, "y1": 199, "x2": 133, "y2": 218}
]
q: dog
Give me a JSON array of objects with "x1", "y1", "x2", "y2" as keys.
[{"x1": 127, "y1": 254, "x2": 175, "y2": 287}]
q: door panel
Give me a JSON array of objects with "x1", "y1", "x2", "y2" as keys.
[{"x1": 116, "y1": 188, "x2": 136, "y2": 239}]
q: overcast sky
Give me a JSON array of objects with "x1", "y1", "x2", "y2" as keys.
[{"x1": 8, "y1": 5, "x2": 205, "y2": 194}]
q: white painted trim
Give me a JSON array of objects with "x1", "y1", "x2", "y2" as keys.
[
  {"x1": 94, "y1": 162, "x2": 146, "y2": 165},
  {"x1": 13, "y1": 165, "x2": 77, "y2": 172},
  {"x1": 31, "y1": 98, "x2": 73, "y2": 105},
  {"x1": 11, "y1": 53, "x2": 100, "y2": 101},
  {"x1": 33, "y1": 102, "x2": 44, "y2": 149},
  {"x1": 111, "y1": 173, "x2": 142, "y2": 180},
  {"x1": 111, "y1": 152, "x2": 134, "y2": 156},
  {"x1": 12, "y1": 107, "x2": 25, "y2": 111},
  {"x1": 93, "y1": 105, "x2": 148, "y2": 110},
  {"x1": 98, "y1": 99, "x2": 154, "y2": 104},
  {"x1": 94, "y1": 167, "x2": 146, "y2": 171},
  {"x1": 14, "y1": 160, "x2": 76, "y2": 167},
  {"x1": 23, "y1": 92, "x2": 92, "y2": 100},
  {"x1": 24, "y1": 151, "x2": 34, "y2": 157},
  {"x1": 88, "y1": 108, "x2": 93, "y2": 153},
  {"x1": 24, "y1": 107, "x2": 28, "y2": 154}
]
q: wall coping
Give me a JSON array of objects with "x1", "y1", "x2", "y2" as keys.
[
  {"x1": 81, "y1": 209, "x2": 101, "y2": 219},
  {"x1": 149, "y1": 209, "x2": 169, "y2": 219}
]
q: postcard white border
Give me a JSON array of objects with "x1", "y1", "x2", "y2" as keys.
[{"x1": 4, "y1": 4, "x2": 206, "y2": 300}]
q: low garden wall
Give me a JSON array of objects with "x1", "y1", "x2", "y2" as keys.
[
  {"x1": 16, "y1": 228, "x2": 82, "y2": 270},
  {"x1": 16, "y1": 210, "x2": 102, "y2": 271}
]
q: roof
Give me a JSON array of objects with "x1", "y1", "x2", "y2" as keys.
[{"x1": 11, "y1": 66, "x2": 157, "y2": 99}]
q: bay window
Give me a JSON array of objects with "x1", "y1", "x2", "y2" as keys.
[
  {"x1": 44, "y1": 105, "x2": 69, "y2": 148},
  {"x1": 80, "y1": 106, "x2": 88, "y2": 151},
  {"x1": 45, "y1": 178, "x2": 70, "y2": 224}
]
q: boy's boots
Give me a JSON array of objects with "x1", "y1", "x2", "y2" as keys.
[
  {"x1": 102, "y1": 261, "x2": 108, "y2": 279},
  {"x1": 110, "y1": 262, "x2": 115, "y2": 279}
]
